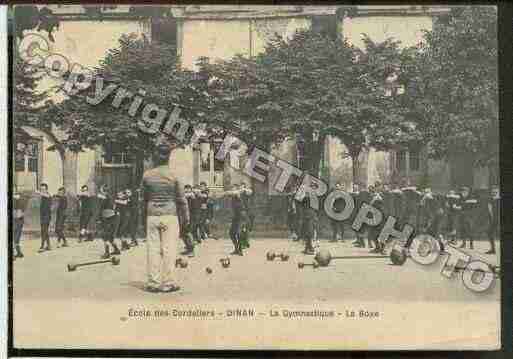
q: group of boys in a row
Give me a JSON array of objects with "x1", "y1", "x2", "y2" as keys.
[
  {"x1": 13, "y1": 179, "x2": 500, "y2": 260},
  {"x1": 12, "y1": 183, "x2": 142, "y2": 259},
  {"x1": 180, "y1": 182, "x2": 254, "y2": 257},
  {"x1": 12, "y1": 180, "x2": 257, "y2": 260},
  {"x1": 287, "y1": 182, "x2": 501, "y2": 256}
]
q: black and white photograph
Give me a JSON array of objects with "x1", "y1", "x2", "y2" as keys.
[{"x1": 6, "y1": 4, "x2": 501, "y2": 351}]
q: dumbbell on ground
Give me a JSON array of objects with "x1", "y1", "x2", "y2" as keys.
[
  {"x1": 175, "y1": 258, "x2": 188, "y2": 268},
  {"x1": 67, "y1": 256, "x2": 120, "y2": 272},
  {"x1": 298, "y1": 261, "x2": 319, "y2": 269},
  {"x1": 297, "y1": 248, "x2": 404, "y2": 270},
  {"x1": 266, "y1": 251, "x2": 290, "y2": 261},
  {"x1": 219, "y1": 257, "x2": 231, "y2": 268}
]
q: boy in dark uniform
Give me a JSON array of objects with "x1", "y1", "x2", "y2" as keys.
[
  {"x1": 190, "y1": 185, "x2": 203, "y2": 244},
  {"x1": 13, "y1": 186, "x2": 26, "y2": 259},
  {"x1": 54, "y1": 187, "x2": 68, "y2": 247},
  {"x1": 329, "y1": 182, "x2": 346, "y2": 243},
  {"x1": 78, "y1": 185, "x2": 93, "y2": 242},
  {"x1": 286, "y1": 185, "x2": 300, "y2": 241},
  {"x1": 206, "y1": 189, "x2": 216, "y2": 239},
  {"x1": 417, "y1": 187, "x2": 435, "y2": 235},
  {"x1": 300, "y1": 187, "x2": 319, "y2": 255},
  {"x1": 401, "y1": 184, "x2": 421, "y2": 228},
  {"x1": 390, "y1": 182, "x2": 404, "y2": 222},
  {"x1": 353, "y1": 183, "x2": 372, "y2": 248},
  {"x1": 126, "y1": 188, "x2": 140, "y2": 247},
  {"x1": 444, "y1": 189, "x2": 460, "y2": 244},
  {"x1": 198, "y1": 182, "x2": 212, "y2": 241},
  {"x1": 115, "y1": 190, "x2": 131, "y2": 251},
  {"x1": 350, "y1": 183, "x2": 362, "y2": 247},
  {"x1": 416, "y1": 187, "x2": 446, "y2": 250},
  {"x1": 36, "y1": 183, "x2": 52, "y2": 252},
  {"x1": 382, "y1": 183, "x2": 394, "y2": 218},
  {"x1": 240, "y1": 182, "x2": 255, "y2": 233},
  {"x1": 368, "y1": 184, "x2": 385, "y2": 253},
  {"x1": 98, "y1": 184, "x2": 121, "y2": 258},
  {"x1": 227, "y1": 184, "x2": 249, "y2": 256},
  {"x1": 180, "y1": 184, "x2": 196, "y2": 256},
  {"x1": 401, "y1": 183, "x2": 422, "y2": 250},
  {"x1": 486, "y1": 186, "x2": 500, "y2": 254},
  {"x1": 454, "y1": 186, "x2": 479, "y2": 249},
  {"x1": 238, "y1": 183, "x2": 253, "y2": 249},
  {"x1": 430, "y1": 192, "x2": 447, "y2": 252}
]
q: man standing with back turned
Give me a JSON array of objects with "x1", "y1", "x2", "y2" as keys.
[{"x1": 141, "y1": 137, "x2": 189, "y2": 293}]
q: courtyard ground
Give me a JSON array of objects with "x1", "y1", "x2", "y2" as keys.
[{"x1": 12, "y1": 234, "x2": 501, "y2": 350}]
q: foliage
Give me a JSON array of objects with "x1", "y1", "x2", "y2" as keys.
[
  {"x1": 13, "y1": 5, "x2": 60, "y2": 42},
  {"x1": 13, "y1": 54, "x2": 51, "y2": 144},
  {"x1": 46, "y1": 35, "x2": 207, "y2": 158},
  {"x1": 200, "y1": 29, "x2": 405, "y2": 178},
  {"x1": 399, "y1": 6, "x2": 498, "y2": 167}
]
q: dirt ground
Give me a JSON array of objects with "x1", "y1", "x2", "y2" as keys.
[{"x1": 12, "y1": 234, "x2": 501, "y2": 350}]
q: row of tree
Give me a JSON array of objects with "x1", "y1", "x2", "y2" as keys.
[{"x1": 14, "y1": 6, "x2": 498, "y2": 189}]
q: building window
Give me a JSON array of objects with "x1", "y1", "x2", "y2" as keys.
[
  {"x1": 197, "y1": 140, "x2": 224, "y2": 188},
  {"x1": 103, "y1": 143, "x2": 133, "y2": 166},
  {"x1": 15, "y1": 141, "x2": 39, "y2": 172},
  {"x1": 409, "y1": 149, "x2": 420, "y2": 171},
  {"x1": 396, "y1": 149, "x2": 421, "y2": 173},
  {"x1": 396, "y1": 150, "x2": 407, "y2": 173}
]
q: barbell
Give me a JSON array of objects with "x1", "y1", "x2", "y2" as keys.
[
  {"x1": 298, "y1": 248, "x2": 407, "y2": 269},
  {"x1": 298, "y1": 261, "x2": 319, "y2": 269},
  {"x1": 67, "y1": 256, "x2": 120, "y2": 272},
  {"x1": 266, "y1": 251, "x2": 290, "y2": 262},
  {"x1": 175, "y1": 258, "x2": 188, "y2": 268}
]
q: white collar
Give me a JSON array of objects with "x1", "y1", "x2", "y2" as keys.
[{"x1": 401, "y1": 186, "x2": 417, "y2": 191}]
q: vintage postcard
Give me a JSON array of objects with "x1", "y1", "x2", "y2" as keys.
[{"x1": 8, "y1": 4, "x2": 500, "y2": 351}]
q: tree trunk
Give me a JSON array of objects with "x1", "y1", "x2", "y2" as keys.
[
  {"x1": 61, "y1": 149, "x2": 78, "y2": 195},
  {"x1": 133, "y1": 151, "x2": 145, "y2": 189},
  {"x1": 349, "y1": 146, "x2": 361, "y2": 188},
  {"x1": 299, "y1": 129, "x2": 324, "y2": 177}
]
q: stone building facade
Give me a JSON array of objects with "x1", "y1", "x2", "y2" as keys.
[{"x1": 13, "y1": 5, "x2": 492, "y2": 232}]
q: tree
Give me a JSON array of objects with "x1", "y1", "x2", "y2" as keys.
[
  {"x1": 400, "y1": 6, "x2": 498, "y2": 185},
  {"x1": 47, "y1": 35, "x2": 206, "y2": 167},
  {"x1": 13, "y1": 55, "x2": 50, "y2": 135},
  {"x1": 12, "y1": 43, "x2": 55, "y2": 188},
  {"x1": 13, "y1": 5, "x2": 60, "y2": 42},
  {"x1": 324, "y1": 35, "x2": 404, "y2": 185},
  {"x1": 202, "y1": 29, "x2": 404, "y2": 186}
]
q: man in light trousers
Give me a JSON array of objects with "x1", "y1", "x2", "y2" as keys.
[{"x1": 141, "y1": 138, "x2": 189, "y2": 293}]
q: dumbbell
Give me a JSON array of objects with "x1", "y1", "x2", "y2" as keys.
[
  {"x1": 219, "y1": 257, "x2": 231, "y2": 268},
  {"x1": 67, "y1": 256, "x2": 120, "y2": 272},
  {"x1": 266, "y1": 251, "x2": 290, "y2": 261},
  {"x1": 175, "y1": 258, "x2": 188, "y2": 268},
  {"x1": 448, "y1": 263, "x2": 501, "y2": 278},
  {"x1": 314, "y1": 249, "x2": 390, "y2": 267},
  {"x1": 298, "y1": 261, "x2": 319, "y2": 269}
]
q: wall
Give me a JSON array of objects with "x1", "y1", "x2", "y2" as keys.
[
  {"x1": 181, "y1": 19, "x2": 250, "y2": 70},
  {"x1": 342, "y1": 15, "x2": 433, "y2": 49},
  {"x1": 24, "y1": 19, "x2": 151, "y2": 195},
  {"x1": 20, "y1": 127, "x2": 63, "y2": 194},
  {"x1": 179, "y1": 15, "x2": 312, "y2": 194},
  {"x1": 169, "y1": 146, "x2": 194, "y2": 184}
]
